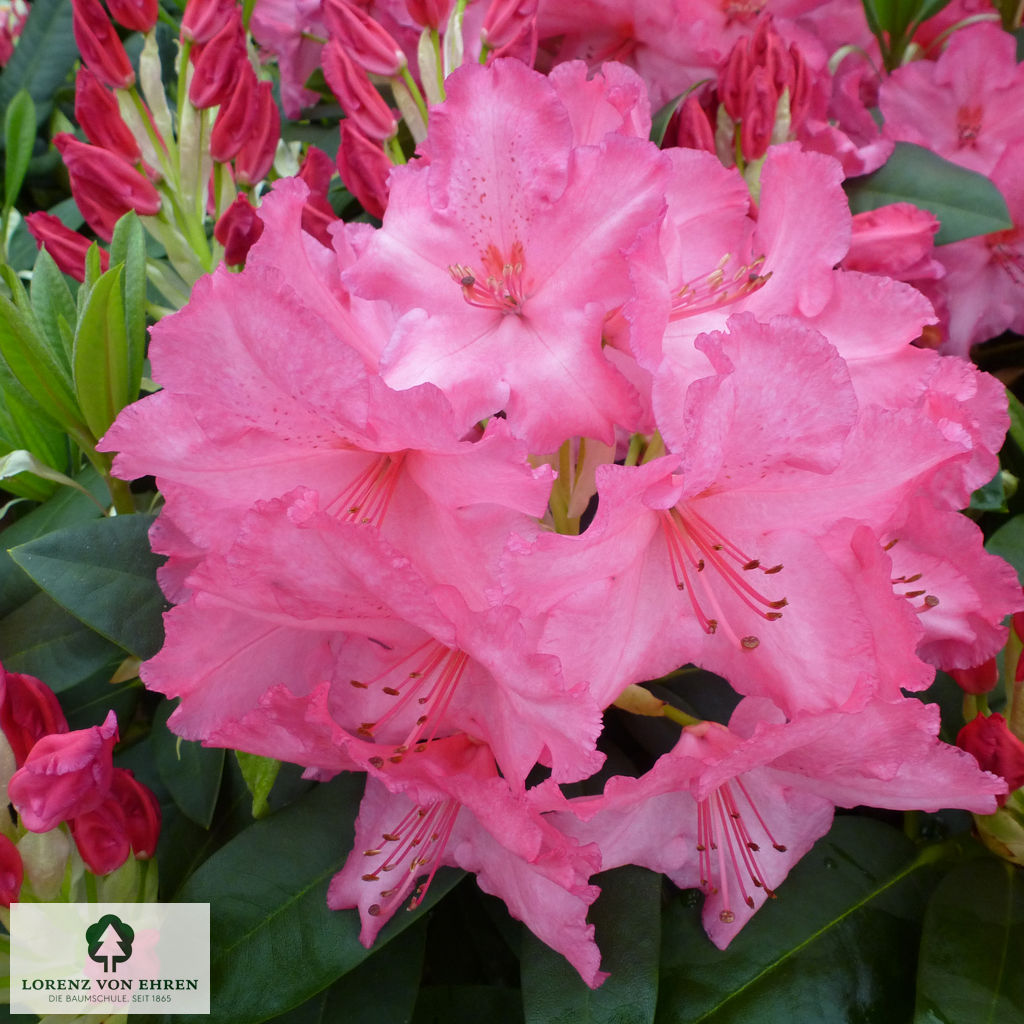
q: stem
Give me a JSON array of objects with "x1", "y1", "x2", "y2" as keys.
[
  {"x1": 387, "y1": 134, "x2": 407, "y2": 165},
  {"x1": 398, "y1": 67, "x2": 430, "y2": 127},
  {"x1": 430, "y1": 28, "x2": 446, "y2": 100},
  {"x1": 662, "y1": 703, "x2": 701, "y2": 728}
]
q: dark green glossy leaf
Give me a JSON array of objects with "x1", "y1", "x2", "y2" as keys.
[
  {"x1": 267, "y1": 920, "x2": 427, "y2": 1024},
  {"x1": 845, "y1": 143, "x2": 1012, "y2": 245},
  {"x1": 656, "y1": 818, "x2": 935, "y2": 1023},
  {"x1": 3, "y1": 89, "x2": 35, "y2": 209},
  {"x1": 9, "y1": 512, "x2": 168, "y2": 658},
  {"x1": 650, "y1": 93, "x2": 686, "y2": 148},
  {"x1": 915, "y1": 858, "x2": 1024, "y2": 1023},
  {"x1": 171, "y1": 774, "x2": 462, "y2": 1024},
  {"x1": 413, "y1": 986, "x2": 524, "y2": 1024},
  {"x1": 522, "y1": 866, "x2": 661, "y2": 1024},
  {"x1": 970, "y1": 471, "x2": 1008, "y2": 514},
  {"x1": 0, "y1": 0, "x2": 78, "y2": 128},
  {"x1": 0, "y1": 589, "x2": 121, "y2": 688},
  {"x1": 152, "y1": 698, "x2": 225, "y2": 829},
  {"x1": 986, "y1": 515, "x2": 1024, "y2": 583}
]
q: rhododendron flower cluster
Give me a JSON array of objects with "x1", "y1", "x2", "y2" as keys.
[{"x1": 98, "y1": 38, "x2": 1021, "y2": 984}]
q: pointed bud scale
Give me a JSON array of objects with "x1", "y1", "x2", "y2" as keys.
[
  {"x1": 214, "y1": 193, "x2": 264, "y2": 265},
  {"x1": 234, "y1": 81, "x2": 280, "y2": 186},
  {"x1": 406, "y1": 0, "x2": 453, "y2": 29},
  {"x1": 181, "y1": 0, "x2": 237, "y2": 43},
  {"x1": 72, "y1": 0, "x2": 135, "y2": 89},
  {"x1": 75, "y1": 66, "x2": 141, "y2": 163},
  {"x1": 336, "y1": 120, "x2": 391, "y2": 220},
  {"x1": 189, "y1": 12, "x2": 247, "y2": 109},
  {"x1": 322, "y1": 0, "x2": 406, "y2": 77},
  {"x1": 951, "y1": 658, "x2": 999, "y2": 695},
  {"x1": 323, "y1": 40, "x2": 397, "y2": 141},
  {"x1": 25, "y1": 212, "x2": 110, "y2": 282},
  {"x1": 105, "y1": 0, "x2": 158, "y2": 33},
  {"x1": 54, "y1": 134, "x2": 161, "y2": 241},
  {"x1": 739, "y1": 67, "x2": 777, "y2": 162},
  {"x1": 109, "y1": 768, "x2": 161, "y2": 859},
  {"x1": 16, "y1": 828, "x2": 72, "y2": 900},
  {"x1": 70, "y1": 795, "x2": 132, "y2": 875},
  {"x1": 675, "y1": 93, "x2": 716, "y2": 154},
  {"x1": 0, "y1": 834, "x2": 23, "y2": 906},
  {"x1": 209, "y1": 60, "x2": 258, "y2": 163},
  {"x1": 0, "y1": 666, "x2": 69, "y2": 766},
  {"x1": 7, "y1": 710, "x2": 118, "y2": 833},
  {"x1": 719, "y1": 37, "x2": 750, "y2": 122},
  {"x1": 296, "y1": 145, "x2": 340, "y2": 246},
  {"x1": 958, "y1": 713, "x2": 1024, "y2": 806},
  {"x1": 482, "y1": 0, "x2": 538, "y2": 52}
]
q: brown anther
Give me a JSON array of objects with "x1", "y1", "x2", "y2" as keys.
[
  {"x1": 884, "y1": 538, "x2": 898, "y2": 550},
  {"x1": 745, "y1": 896, "x2": 756, "y2": 908},
  {"x1": 460, "y1": 274, "x2": 475, "y2": 287},
  {"x1": 364, "y1": 848, "x2": 381, "y2": 856},
  {"x1": 388, "y1": 754, "x2": 404, "y2": 763},
  {"x1": 382, "y1": 687, "x2": 400, "y2": 696},
  {"x1": 368, "y1": 904, "x2": 382, "y2": 916},
  {"x1": 747, "y1": 842, "x2": 760, "y2": 852},
  {"x1": 382, "y1": 832, "x2": 401, "y2": 842},
  {"x1": 696, "y1": 559, "x2": 705, "y2": 571},
  {"x1": 924, "y1": 595, "x2": 940, "y2": 607},
  {"x1": 369, "y1": 756, "x2": 385, "y2": 768},
  {"x1": 719, "y1": 909, "x2": 736, "y2": 923},
  {"x1": 766, "y1": 612, "x2": 783, "y2": 621},
  {"x1": 743, "y1": 559, "x2": 760, "y2": 570},
  {"x1": 707, "y1": 619, "x2": 719, "y2": 634},
  {"x1": 773, "y1": 843, "x2": 787, "y2": 852},
  {"x1": 741, "y1": 636, "x2": 760, "y2": 649},
  {"x1": 350, "y1": 679, "x2": 368, "y2": 688},
  {"x1": 770, "y1": 598, "x2": 788, "y2": 609},
  {"x1": 409, "y1": 672, "x2": 422, "y2": 679},
  {"x1": 764, "y1": 564, "x2": 783, "y2": 574},
  {"x1": 361, "y1": 873, "x2": 380, "y2": 882},
  {"x1": 676, "y1": 582, "x2": 686, "y2": 591},
  {"x1": 416, "y1": 716, "x2": 428, "y2": 726}
]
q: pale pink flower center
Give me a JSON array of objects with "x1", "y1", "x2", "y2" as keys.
[
  {"x1": 668, "y1": 254, "x2": 770, "y2": 322},
  {"x1": 660, "y1": 507, "x2": 787, "y2": 649},
  {"x1": 324, "y1": 452, "x2": 406, "y2": 527},
  {"x1": 361, "y1": 798, "x2": 460, "y2": 916},
  {"x1": 449, "y1": 241, "x2": 529, "y2": 314},
  {"x1": 720, "y1": 0, "x2": 766, "y2": 27},
  {"x1": 696, "y1": 776, "x2": 787, "y2": 923},
  {"x1": 353, "y1": 640, "x2": 469, "y2": 759},
  {"x1": 986, "y1": 228, "x2": 1024, "y2": 285},
  {"x1": 956, "y1": 105, "x2": 983, "y2": 148}
]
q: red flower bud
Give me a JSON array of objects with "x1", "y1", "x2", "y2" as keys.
[
  {"x1": 71, "y1": 795, "x2": 131, "y2": 875},
  {"x1": 8, "y1": 710, "x2": 118, "y2": 833},
  {"x1": 105, "y1": 0, "x2": 159, "y2": 33},
  {"x1": 0, "y1": 834, "x2": 23, "y2": 906},
  {"x1": 323, "y1": 0, "x2": 406, "y2": 77},
  {"x1": 189, "y1": 11, "x2": 247, "y2": 109},
  {"x1": 406, "y1": 0, "x2": 453, "y2": 29},
  {"x1": 739, "y1": 66, "x2": 777, "y2": 162},
  {"x1": 323, "y1": 40, "x2": 397, "y2": 141},
  {"x1": 234, "y1": 81, "x2": 280, "y2": 186},
  {"x1": 182, "y1": 0, "x2": 237, "y2": 43},
  {"x1": 718, "y1": 37, "x2": 750, "y2": 122},
  {"x1": 0, "y1": 666, "x2": 69, "y2": 767},
  {"x1": 214, "y1": 193, "x2": 264, "y2": 264},
  {"x1": 72, "y1": 0, "x2": 135, "y2": 89},
  {"x1": 294, "y1": 145, "x2": 340, "y2": 246},
  {"x1": 674, "y1": 93, "x2": 716, "y2": 154},
  {"x1": 336, "y1": 120, "x2": 391, "y2": 220},
  {"x1": 109, "y1": 768, "x2": 161, "y2": 859},
  {"x1": 75, "y1": 66, "x2": 141, "y2": 163},
  {"x1": 958, "y1": 713, "x2": 1024, "y2": 807},
  {"x1": 951, "y1": 658, "x2": 1000, "y2": 696},
  {"x1": 54, "y1": 133, "x2": 161, "y2": 241},
  {"x1": 209, "y1": 60, "x2": 258, "y2": 163},
  {"x1": 482, "y1": 0, "x2": 538, "y2": 52},
  {"x1": 25, "y1": 212, "x2": 111, "y2": 282}
]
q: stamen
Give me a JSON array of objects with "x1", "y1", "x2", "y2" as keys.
[
  {"x1": 661, "y1": 508, "x2": 786, "y2": 649},
  {"x1": 324, "y1": 453, "x2": 406, "y2": 528},
  {"x1": 669, "y1": 254, "x2": 770, "y2": 321},
  {"x1": 448, "y1": 241, "x2": 529, "y2": 314}
]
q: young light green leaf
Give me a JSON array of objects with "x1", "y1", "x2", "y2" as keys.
[
  {"x1": 8, "y1": 513, "x2": 168, "y2": 659},
  {"x1": 235, "y1": 751, "x2": 282, "y2": 819},
  {"x1": 845, "y1": 143, "x2": 1012, "y2": 245},
  {"x1": 915, "y1": 858, "x2": 1024, "y2": 1024},
  {"x1": 30, "y1": 246, "x2": 78, "y2": 364},
  {"x1": 73, "y1": 264, "x2": 130, "y2": 438},
  {"x1": 109, "y1": 212, "x2": 147, "y2": 390},
  {"x1": 0, "y1": 449, "x2": 104, "y2": 509},
  {"x1": 3, "y1": 89, "x2": 35, "y2": 210}
]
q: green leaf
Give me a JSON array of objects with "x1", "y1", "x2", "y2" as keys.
[
  {"x1": 0, "y1": 449, "x2": 103, "y2": 507},
  {"x1": 413, "y1": 986, "x2": 524, "y2": 1024},
  {"x1": 656, "y1": 818, "x2": 934, "y2": 1023},
  {"x1": 969, "y1": 471, "x2": 1008, "y2": 514},
  {"x1": 235, "y1": 751, "x2": 282, "y2": 819},
  {"x1": 152, "y1": 698, "x2": 225, "y2": 829},
  {"x1": 73, "y1": 264, "x2": 130, "y2": 438},
  {"x1": 268, "y1": 920, "x2": 427, "y2": 1024},
  {"x1": 172, "y1": 775, "x2": 463, "y2": 1024},
  {"x1": 0, "y1": 590, "x2": 122, "y2": 690},
  {"x1": 30, "y1": 246, "x2": 78, "y2": 362},
  {"x1": 3, "y1": 89, "x2": 35, "y2": 210},
  {"x1": 986, "y1": 515, "x2": 1024, "y2": 583},
  {"x1": 915, "y1": 858, "x2": 1024, "y2": 1023},
  {"x1": 0, "y1": 0, "x2": 78, "y2": 128},
  {"x1": 845, "y1": 143, "x2": 1013, "y2": 245},
  {"x1": 8, "y1": 513, "x2": 168, "y2": 659},
  {"x1": 108, "y1": 212, "x2": 147, "y2": 391},
  {"x1": 522, "y1": 866, "x2": 661, "y2": 1024}
]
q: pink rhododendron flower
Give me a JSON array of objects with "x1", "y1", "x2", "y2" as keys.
[{"x1": 554, "y1": 691, "x2": 1004, "y2": 946}]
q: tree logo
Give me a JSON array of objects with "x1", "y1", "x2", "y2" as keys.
[{"x1": 85, "y1": 914, "x2": 135, "y2": 973}]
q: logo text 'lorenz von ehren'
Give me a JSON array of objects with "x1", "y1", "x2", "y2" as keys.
[
  {"x1": 86, "y1": 914, "x2": 135, "y2": 973},
  {"x1": 9, "y1": 902, "x2": 210, "y2": 1015}
]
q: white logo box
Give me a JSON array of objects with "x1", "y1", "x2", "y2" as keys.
[{"x1": 11, "y1": 902, "x2": 210, "y2": 1015}]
